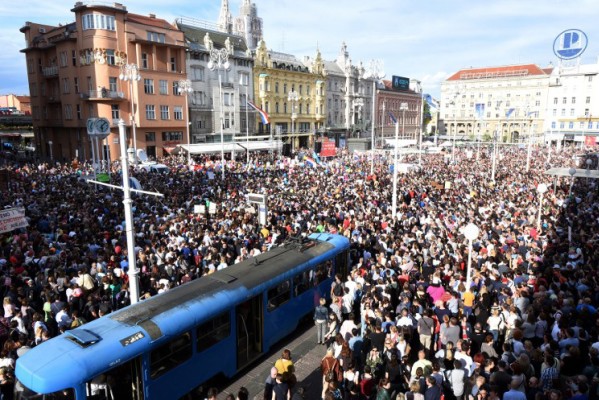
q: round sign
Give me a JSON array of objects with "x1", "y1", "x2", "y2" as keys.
[{"x1": 553, "y1": 29, "x2": 588, "y2": 60}]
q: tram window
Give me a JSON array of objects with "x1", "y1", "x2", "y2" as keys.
[
  {"x1": 314, "y1": 260, "x2": 332, "y2": 284},
  {"x1": 336, "y1": 251, "x2": 348, "y2": 277},
  {"x1": 15, "y1": 384, "x2": 75, "y2": 399},
  {"x1": 293, "y1": 270, "x2": 312, "y2": 296},
  {"x1": 197, "y1": 312, "x2": 231, "y2": 352},
  {"x1": 267, "y1": 280, "x2": 290, "y2": 311},
  {"x1": 150, "y1": 331, "x2": 192, "y2": 379}
]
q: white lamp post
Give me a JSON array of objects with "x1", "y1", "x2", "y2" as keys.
[
  {"x1": 537, "y1": 183, "x2": 547, "y2": 231},
  {"x1": 391, "y1": 102, "x2": 408, "y2": 219},
  {"x1": 367, "y1": 59, "x2": 385, "y2": 175},
  {"x1": 463, "y1": 223, "x2": 480, "y2": 290},
  {"x1": 48, "y1": 141, "x2": 53, "y2": 161},
  {"x1": 287, "y1": 90, "x2": 299, "y2": 154},
  {"x1": 177, "y1": 79, "x2": 193, "y2": 165},
  {"x1": 208, "y1": 47, "x2": 230, "y2": 181},
  {"x1": 586, "y1": 158, "x2": 592, "y2": 183},
  {"x1": 526, "y1": 109, "x2": 533, "y2": 173},
  {"x1": 119, "y1": 63, "x2": 142, "y2": 164},
  {"x1": 568, "y1": 167, "x2": 577, "y2": 196},
  {"x1": 241, "y1": 75, "x2": 250, "y2": 165},
  {"x1": 491, "y1": 101, "x2": 503, "y2": 182}
]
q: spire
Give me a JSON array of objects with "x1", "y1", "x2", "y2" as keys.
[{"x1": 218, "y1": 0, "x2": 233, "y2": 33}]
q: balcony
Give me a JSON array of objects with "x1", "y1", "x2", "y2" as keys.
[
  {"x1": 42, "y1": 66, "x2": 58, "y2": 77},
  {"x1": 81, "y1": 90, "x2": 125, "y2": 101},
  {"x1": 221, "y1": 82, "x2": 234, "y2": 88}
]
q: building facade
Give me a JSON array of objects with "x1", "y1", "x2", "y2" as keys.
[
  {"x1": 317, "y1": 43, "x2": 373, "y2": 135},
  {"x1": 253, "y1": 39, "x2": 326, "y2": 149},
  {"x1": 545, "y1": 62, "x2": 599, "y2": 145},
  {"x1": 440, "y1": 64, "x2": 552, "y2": 143},
  {"x1": 177, "y1": 20, "x2": 255, "y2": 144},
  {"x1": 218, "y1": 0, "x2": 263, "y2": 51},
  {"x1": 0, "y1": 95, "x2": 31, "y2": 115},
  {"x1": 376, "y1": 80, "x2": 423, "y2": 144},
  {"x1": 21, "y1": 2, "x2": 187, "y2": 161}
]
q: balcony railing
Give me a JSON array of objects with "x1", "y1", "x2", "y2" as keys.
[
  {"x1": 83, "y1": 90, "x2": 125, "y2": 100},
  {"x1": 42, "y1": 66, "x2": 58, "y2": 77}
]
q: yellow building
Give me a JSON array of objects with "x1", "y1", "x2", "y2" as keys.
[{"x1": 253, "y1": 40, "x2": 326, "y2": 150}]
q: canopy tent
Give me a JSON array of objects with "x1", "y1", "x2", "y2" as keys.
[
  {"x1": 384, "y1": 139, "x2": 417, "y2": 148},
  {"x1": 175, "y1": 140, "x2": 283, "y2": 155},
  {"x1": 545, "y1": 167, "x2": 599, "y2": 179}
]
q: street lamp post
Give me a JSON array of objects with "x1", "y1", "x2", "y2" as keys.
[
  {"x1": 463, "y1": 223, "x2": 480, "y2": 290},
  {"x1": 391, "y1": 102, "x2": 408, "y2": 219},
  {"x1": 526, "y1": 111, "x2": 533, "y2": 173},
  {"x1": 48, "y1": 141, "x2": 53, "y2": 161},
  {"x1": 450, "y1": 91, "x2": 460, "y2": 163},
  {"x1": 241, "y1": 76, "x2": 250, "y2": 165},
  {"x1": 367, "y1": 59, "x2": 385, "y2": 175},
  {"x1": 491, "y1": 102, "x2": 503, "y2": 183},
  {"x1": 119, "y1": 64, "x2": 142, "y2": 164},
  {"x1": 568, "y1": 167, "x2": 577, "y2": 197},
  {"x1": 178, "y1": 79, "x2": 193, "y2": 165},
  {"x1": 537, "y1": 183, "x2": 547, "y2": 231},
  {"x1": 208, "y1": 48, "x2": 230, "y2": 181},
  {"x1": 287, "y1": 90, "x2": 299, "y2": 155}
]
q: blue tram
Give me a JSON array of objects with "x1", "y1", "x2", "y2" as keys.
[{"x1": 15, "y1": 233, "x2": 350, "y2": 399}]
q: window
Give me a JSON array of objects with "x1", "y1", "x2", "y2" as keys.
[
  {"x1": 572, "y1": 97, "x2": 576, "y2": 104},
  {"x1": 174, "y1": 106, "x2": 183, "y2": 120},
  {"x1": 109, "y1": 77, "x2": 117, "y2": 92},
  {"x1": 145, "y1": 132, "x2": 155, "y2": 142},
  {"x1": 589, "y1": 75, "x2": 594, "y2": 82},
  {"x1": 141, "y1": 53, "x2": 148, "y2": 69},
  {"x1": 147, "y1": 31, "x2": 165, "y2": 43},
  {"x1": 306, "y1": 85, "x2": 310, "y2": 95},
  {"x1": 275, "y1": 102, "x2": 279, "y2": 113},
  {"x1": 275, "y1": 82, "x2": 279, "y2": 93},
  {"x1": 283, "y1": 83, "x2": 287, "y2": 93},
  {"x1": 76, "y1": 104, "x2": 81, "y2": 120},
  {"x1": 59, "y1": 52, "x2": 68, "y2": 67},
  {"x1": 74, "y1": 78, "x2": 79, "y2": 94},
  {"x1": 106, "y1": 49, "x2": 115, "y2": 66},
  {"x1": 191, "y1": 66, "x2": 204, "y2": 81},
  {"x1": 587, "y1": 96, "x2": 591, "y2": 104},
  {"x1": 585, "y1": 108, "x2": 590, "y2": 117},
  {"x1": 158, "y1": 80, "x2": 168, "y2": 95},
  {"x1": 563, "y1": 97, "x2": 567, "y2": 104},
  {"x1": 560, "y1": 122, "x2": 565, "y2": 129},
  {"x1": 267, "y1": 280, "x2": 290, "y2": 311},
  {"x1": 561, "y1": 109, "x2": 566, "y2": 116},
  {"x1": 170, "y1": 57, "x2": 177, "y2": 72},
  {"x1": 160, "y1": 105, "x2": 169, "y2": 120},
  {"x1": 192, "y1": 91, "x2": 206, "y2": 106},
  {"x1": 299, "y1": 84, "x2": 303, "y2": 95},
  {"x1": 40, "y1": 82, "x2": 46, "y2": 96},
  {"x1": 72, "y1": 50, "x2": 77, "y2": 66},
  {"x1": 553, "y1": 109, "x2": 557, "y2": 116},
  {"x1": 111, "y1": 104, "x2": 119, "y2": 120},
  {"x1": 64, "y1": 104, "x2": 73, "y2": 120},
  {"x1": 82, "y1": 13, "x2": 116, "y2": 31},
  {"x1": 146, "y1": 105, "x2": 156, "y2": 120},
  {"x1": 30, "y1": 83, "x2": 37, "y2": 97},
  {"x1": 144, "y1": 79, "x2": 154, "y2": 94},
  {"x1": 197, "y1": 312, "x2": 231, "y2": 353},
  {"x1": 551, "y1": 121, "x2": 556, "y2": 129},
  {"x1": 161, "y1": 131, "x2": 183, "y2": 141},
  {"x1": 173, "y1": 81, "x2": 180, "y2": 96},
  {"x1": 535, "y1": 100, "x2": 540, "y2": 107},
  {"x1": 589, "y1": 121, "x2": 594, "y2": 129},
  {"x1": 239, "y1": 73, "x2": 249, "y2": 86},
  {"x1": 570, "y1": 109, "x2": 575, "y2": 116},
  {"x1": 62, "y1": 78, "x2": 70, "y2": 94},
  {"x1": 150, "y1": 332, "x2": 192, "y2": 379},
  {"x1": 293, "y1": 270, "x2": 313, "y2": 297},
  {"x1": 569, "y1": 122, "x2": 574, "y2": 129}
]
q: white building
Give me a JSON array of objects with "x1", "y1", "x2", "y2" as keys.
[
  {"x1": 440, "y1": 64, "x2": 553, "y2": 143},
  {"x1": 545, "y1": 61, "x2": 599, "y2": 146}
]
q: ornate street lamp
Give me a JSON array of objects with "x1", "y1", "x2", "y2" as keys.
[
  {"x1": 208, "y1": 48, "x2": 230, "y2": 181},
  {"x1": 178, "y1": 79, "x2": 193, "y2": 165},
  {"x1": 119, "y1": 63, "x2": 142, "y2": 163}
]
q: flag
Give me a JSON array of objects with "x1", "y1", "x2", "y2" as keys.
[
  {"x1": 312, "y1": 151, "x2": 321, "y2": 164},
  {"x1": 505, "y1": 108, "x2": 515, "y2": 119},
  {"x1": 303, "y1": 155, "x2": 317, "y2": 167},
  {"x1": 247, "y1": 101, "x2": 270, "y2": 124},
  {"x1": 475, "y1": 103, "x2": 485, "y2": 119},
  {"x1": 389, "y1": 112, "x2": 397, "y2": 124}
]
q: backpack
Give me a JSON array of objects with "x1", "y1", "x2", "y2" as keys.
[{"x1": 333, "y1": 282, "x2": 344, "y2": 297}]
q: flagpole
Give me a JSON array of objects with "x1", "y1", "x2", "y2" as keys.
[{"x1": 392, "y1": 117, "x2": 399, "y2": 219}]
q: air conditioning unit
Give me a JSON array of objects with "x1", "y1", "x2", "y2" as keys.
[{"x1": 39, "y1": 28, "x2": 46, "y2": 33}]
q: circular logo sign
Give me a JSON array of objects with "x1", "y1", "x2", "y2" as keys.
[{"x1": 553, "y1": 29, "x2": 588, "y2": 60}]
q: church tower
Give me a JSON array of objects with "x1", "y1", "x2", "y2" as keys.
[
  {"x1": 234, "y1": 0, "x2": 263, "y2": 50},
  {"x1": 217, "y1": 0, "x2": 233, "y2": 33}
]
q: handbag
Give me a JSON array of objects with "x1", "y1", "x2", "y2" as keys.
[{"x1": 326, "y1": 359, "x2": 337, "y2": 382}]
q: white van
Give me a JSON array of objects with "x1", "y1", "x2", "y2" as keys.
[{"x1": 136, "y1": 149, "x2": 170, "y2": 173}]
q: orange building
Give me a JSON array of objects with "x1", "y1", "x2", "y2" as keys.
[{"x1": 20, "y1": 2, "x2": 187, "y2": 162}]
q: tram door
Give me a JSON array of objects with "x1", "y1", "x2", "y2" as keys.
[
  {"x1": 86, "y1": 356, "x2": 144, "y2": 400},
  {"x1": 236, "y1": 294, "x2": 263, "y2": 370}
]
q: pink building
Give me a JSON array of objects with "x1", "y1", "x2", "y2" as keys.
[{"x1": 21, "y1": 2, "x2": 187, "y2": 161}]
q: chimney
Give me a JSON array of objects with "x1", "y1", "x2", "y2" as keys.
[{"x1": 149, "y1": 13, "x2": 156, "y2": 19}]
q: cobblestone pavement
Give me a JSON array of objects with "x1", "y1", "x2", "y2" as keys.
[{"x1": 219, "y1": 322, "x2": 326, "y2": 400}]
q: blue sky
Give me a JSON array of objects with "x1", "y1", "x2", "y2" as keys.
[{"x1": 1, "y1": 0, "x2": 598, "y2": 98}]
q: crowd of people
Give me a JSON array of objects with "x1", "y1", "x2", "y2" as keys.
[{"x1": 0, "y1": 142, "x2": 597, "y2": 400}]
